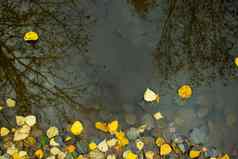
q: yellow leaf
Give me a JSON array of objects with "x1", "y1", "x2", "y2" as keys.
[
  {"x1": 145, "y1": 151, "x2": 154, "y2": 159},
  {"x1": 50, "y1": 138, "x2": 60, "y2": 146},
  {"x1": 135, "y1": 139, "x2": 144, "y2": 151},
  {"x1": 35, "y1": 149, "x2": 44, "y2": 159},
  {"x1": 46, "y1": 127, "x2": 59, "y2": 139},
  {"x1": 178, "y1": 85, "x2": 192, "y2": 99},
  {"x1": 160, "y1": 144, "x2": 172, "y2": 156},
  {"x1": 107, "y1": 120, "x2": 118, "y2": 134},
  {"x1": 219, "y1": 154, "x2": 230, "y2": 159},
  {"x1": 144, "y1": 88, "x2": 159, "y2": 102},
  {"x1": 6, "y1": 98, "x2": 16, "y2": 108},
  {"x1": 0, "y1": 106, "x2": 3, "y2": 111},
  {"x1": 97, "y1": 139, "x2": 109, "y2": 152},
  {"x1": 95, "y1": 122, "x2": 108, "y2": 132},
  {"x1": 0, "y1": 127, "x2": 10, "y2": 136},
  {"x1": 106, "y1": 138, "x2": 118, "y2": 147},
  {"x1": 153, "y1": 112, "x2": 164, "y2": 120},
  {"x1": 107, "y1": 154, "x2": 116, "y2": 159},
  {"x1": 71, "y1": 121, "x2": 84, "y2": 136},
  {"x1": 14, "y1": 125, "x2": 31, "y2": 141},
  {"x1": 88, "y1": 142, "x2": 97, "y2": 151},
  {"x1": 58, "y1": 152, "x2": 66, "y2": 159},
  {"x1": 235, "y1": 57, "x2": 238, "y2": 67},
  {"x1": 64, "y1": 136, "x2": 72, "y2": 142},
  {"x1": 7, "y1": 145, "x2": 18, "y2": 155},
  {"x1": 119, "y1": 137, "x2": 129, "y2": 146},
  {"x1": 18, "y1": 151, "x2": 27, "y2": 158},
  {"x1": 24, "y1": 31, "x2": 39, "y2": 41},
  {"x1": 137, "y1": 124, "x2": 147, "y2": 133},
  {"x1": 12, "y1": 152, "x2": 21, "y2": 159},
  {"x1": 24, "y1": 115, "x2": 37, "y2": 127},
  {"x1": 16, "y1": 116, "x2": 25, "y2": 126},
  {"x1": 115, "y1": 131, "x2": 125, "y2": 140},
  {"x1": 123, "y1": 150, "x2": 138, "y2": 159},
  {"x1": 189, "y1": 150, "x2": 201, "y2": 159},
  {"x1": 155, "y1": 137, "x2": 165, "y2": 147},
  {"x1": 50, "y1": 147, "x2": 61, "y2": 155}
]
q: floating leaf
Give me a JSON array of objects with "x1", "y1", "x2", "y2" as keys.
[
  {"x1": 24, "y1": 31, "x2": 39, "y2": 41},
  {"x1": 107, "y1": 154, "x2": 116, "y2": 159},
  {"x1": 97, "y1": 139, "x2": 108, "y2": 153},
  {"x1": 65, "y1": 145, "x2": 76, "y2": 153},
  {"x1": 71, "y1": 121, "x2": 84, "y2": 136},
  {"x1": 145, "y1": 151, "x2": 154, "y2": 159},
  {"x1": 6, "y1": 98, "x2": 16, "y2": 108},
  {"x1": 50, "y1": 147, "x2": 61, "y2": 155},
  {"x1": 0, "y1": 127, "x2": 10, "y2": 137},
  {"x1": 135, "y1": 139, "x2": 144, "y2": 151},
  {"x1": 220, "y1": 154, "x2": 230, "y2": 159},
  {"x1": 178, "y1": 85, "x2": 192, "y2": 99},
  {"x1": 95, "y1": 122, "x2": 108, "y2": 132},
  {"x1": 88, "y1": 142, "x2": 97, "y2": 151},
  {"x1": 35, "y1": 149, "x2": 44, "y2": 159},
  {"x1": 107, "y1": 120, "x2": 118, "y2": 134},
  {"x1": 14, "y1": 125, "x2": 31, "y2": 141},
  {"x1": 144, "y1": 88, "x2": 160, "y2": 102},
  {"x1": 47, "y1": 127, "x2": 59, "y2": 139},
  {"x1": 155, "y1": 137, "x2": 165, "y2": 147},
  {"x1": 189, "y1": 150, "x2": 201, "y2": 159},
  {"x1": 160, "y1": 144, "x2": 172, "y2": 156},
  {"x1": 50, "y1": 138, "x2": 60, "y2": 146},
  {"x1": 6, "y1": 145, "x2": 18, "y2": 155},
  {"x1": 235, "y1": 57, "x2": 238, "y2": 67},
  {"x1": 24, "y1": 115, "x2": 37, "y2": 127},
  {"x1": 106, "y1": 138, "x2": 118, "y2": 147},
  {"x1": 19, "y1": 151, "x2": 27, "y2": 158},
  {"x1": 16, "y1": 116, "x2": 25, "y2": 126},
  {"x1": 123, "y1": 150, "x2": 138, "y2": 159},
  {"x1": 153, "y1": 112, "x2": 164, "y2": 120},
  {"x1": 64, "y1": 136, "x2": 72, "y2": 142}
]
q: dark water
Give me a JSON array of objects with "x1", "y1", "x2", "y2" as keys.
[{"x1": 71, "y1": 0, "x2": 238, "y2": 152}]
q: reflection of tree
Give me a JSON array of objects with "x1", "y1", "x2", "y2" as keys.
[
  {"x1": 154, "y1": 0, "x2": 235, "y2": 86},
  {"x1": 0, "y1": 0, "x2": 96, "y2": 117}
]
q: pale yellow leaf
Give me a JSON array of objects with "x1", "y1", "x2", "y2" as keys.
[
  {"x1": 50, "y1": 138, "x2": 60, "y2": 146},
  {"x1": 6, "y1": 98, "x2": 16, "y2": 108},
  {"x1": 13, "y1": 125, "x2": 31, "y2": 141},
  {"x1": 25, "y1": 115, "x2": 37, "y2": 127},
  {"x1": 97, "y1": 139, "x2": 108, "y2": 152},
  {"x1": 47, "y1": 127, "x2": 59, "y2": 139},
  {"x1": 16, "y1": 116, "x2": 25, "y2": 126},
  {"x1": 50, "y1": 147, "x2": 61, "y2": 155},
  {"x1": 144, "y1": 88, "x2": 158, "y2": 102},
  {"x1": 153, "y1": 112, "x2": 164, "y2": 120}
]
